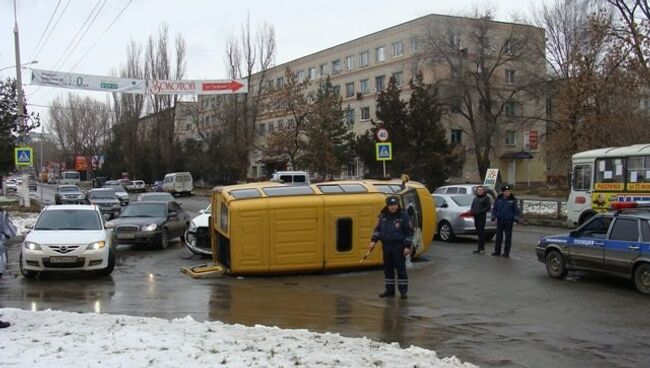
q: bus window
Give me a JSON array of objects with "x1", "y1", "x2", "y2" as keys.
[
  {"x1": 595, "y1": 158, "x2": 625, "y2": 183},
  {"x1": 627, "y1": 156, "x2": 650, "y2": 183},
  {"x1": 573, "y1": 165, "x2": 592, "y2": 191}
]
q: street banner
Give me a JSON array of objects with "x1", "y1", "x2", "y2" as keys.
[
  {"x1": 148, "y1": 79, "x2": 248, "y2": 95},
  {"x1": 31, "y1": 69, "x2": 146, "y2": 93},
  {"x1": 483, "y1": 168, "x2": 500, "y2": 188},
  {"x1": 31, "y1": 69, "x2": 248, "y2": 95}
]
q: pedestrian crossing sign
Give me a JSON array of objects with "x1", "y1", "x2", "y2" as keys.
[
  {"x1": 14, "y1": 146, "x2": 33, "y2": 167},
  {"x1": 375, "y1": 142, "x2": 392, "y2": 161}
]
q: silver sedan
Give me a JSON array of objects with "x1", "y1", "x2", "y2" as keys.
[{"x1": 432, "y1": 194, "x2": 497, "y2": 242}]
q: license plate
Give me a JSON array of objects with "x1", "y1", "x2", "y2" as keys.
[
  {"x1": 49, "y1": 256, "x2": 78, "y2": 263},
  {"x1": 118, "y1": 233, "x2": 136, "y2": 239}
]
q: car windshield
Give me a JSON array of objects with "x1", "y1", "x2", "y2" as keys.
[
  {"x1": 140, "y1": 194, "x2": 174, "y2": 202},
  {"x1": 60, "y1": 186, "x2": 80, "y2": 192},
  {"x1": 34, "y1": 210, "x2": 102, "y2": 230},
  {"x1": 120, "y1": 203, "x2": 166, "y2": 218},
  {"x1": 89, "y1": 191, "x2": 116, "y2": 199},
  {"x1": 450, "y1": 195, "x2": 474, "y2": 207}
]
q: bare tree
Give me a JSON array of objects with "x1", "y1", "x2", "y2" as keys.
[
  {"x1": 607, "y1": 0, "x2": 650, "y2": 84},
  {"x1": 422, "y1": 10, "x2": 546, "y2": 178},
  {"x1": 219, "y1": 16, "x2": 276, "y2": 180}
]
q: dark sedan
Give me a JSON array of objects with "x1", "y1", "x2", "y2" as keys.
[
  {"x1": 54, "y1": 185, "x2": 86, "y2": 204},
  {"x1": 87, "y1": 189, "x2": 122, "y2": 219},
  {"x1": 136, "y1": 192, "x2": 175, "y2": 202},
  {"x1": 110, "y1": 201, "x2": 190, "y2": 249}
]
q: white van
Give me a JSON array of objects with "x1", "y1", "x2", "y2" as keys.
[
  {"x1": 270, "y1": 171, "x2": 311, "y2": 184},
  {"x1": 163, "y1": 172, "x2": 193, "y2": 196},
  {"x1": 60, "y1": 171, "x2": 81, "y2": 185}
]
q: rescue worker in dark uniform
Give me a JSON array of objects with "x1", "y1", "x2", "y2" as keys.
[
  {"x1": 471, "y1": 185, "x2": 492, "y2": 254},
  {"x1": 369, "y1": 195, "x2": 414, "y2": 299},
  {"x1": 491, "y1": 185, "x2": 520, "y2": 258}
]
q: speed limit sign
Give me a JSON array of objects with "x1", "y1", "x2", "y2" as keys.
[{"x1": 376, "y1": 128, "x2": 389, "y2": 142}]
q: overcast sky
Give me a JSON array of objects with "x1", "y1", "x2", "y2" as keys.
[{"x1": 0, "y1": 0, "x2": 541, "y2": 127}]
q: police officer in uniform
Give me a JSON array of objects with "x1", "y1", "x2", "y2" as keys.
[
  {"x1": 369, "y1": 195, "x2": 414, "y2": 299},
  {"x1": 491, "y1": 185, "x2": 520, "y2": 258}
]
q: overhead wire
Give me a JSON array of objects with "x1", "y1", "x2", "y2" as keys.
[
  {"x1": 30, "y1": 0, "x2": 71, "y2": 62},
  {"x1": 28, "y1": 0, "x2": 62, "y2": 62}
]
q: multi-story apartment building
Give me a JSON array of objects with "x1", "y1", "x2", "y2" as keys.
[{"x1": 201, "y1": 13, "x2": 548, "y2": 187}]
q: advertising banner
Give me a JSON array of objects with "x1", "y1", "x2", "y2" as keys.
[
  {"x1": 31, "y1": 69, "x2": 146, "y2": 93},
  {"x1": 148, "y1": 79, "x2": 248, "y2": 95}
]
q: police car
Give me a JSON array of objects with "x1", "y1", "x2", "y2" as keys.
[{"x1": 536, "y1": 202, "x2": 650, "y2": 295}]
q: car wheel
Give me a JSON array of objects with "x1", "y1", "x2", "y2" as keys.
[
  {"x1": 634, "y1": 263, "x2": 650, "y2": 295},
  {"x1": 485, "y1": 232, "x2": 496, "y2": 241},
  {"x1": 438, "y1": 221, "x2": 455, "y2": 242},
  {"x1": 545, "y1": 250, "x2": 568, "y2": 279},
  {"x1": 19, "y1": 253, "x2": 37, "y2": 279},
  {"x1": 159, "y1": 229, "x2": 169, "y2": 249},
  {"x1": 96, "y1": 249, "x2": 115, "y2": 277}
]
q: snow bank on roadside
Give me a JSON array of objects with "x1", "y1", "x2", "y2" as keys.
[
  {"x1": 9, "y1": 212, "x2": 38, "y2": 236},
  {"x1": 0, "y1": 308, "x2": 477, "y2": 368}
]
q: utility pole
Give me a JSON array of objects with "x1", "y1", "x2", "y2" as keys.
[{"x1": 14, "y1": 0, "x2": 30, "y2": 207}]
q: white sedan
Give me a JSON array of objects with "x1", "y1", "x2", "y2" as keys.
[{"x1": 20, "y1": 205, "x2": 116, "y2": 278}]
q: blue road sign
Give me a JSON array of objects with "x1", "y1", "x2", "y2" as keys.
[
  {"x1": 375, "y1": 142, "x2": 392, "y2": 161},
  {"x1": 15, "y1": 146, "x2": 33, "y2": 167}
]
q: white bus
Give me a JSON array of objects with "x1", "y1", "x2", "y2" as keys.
[
  {"x1": 60, "y1": 170, "x2": 81, "y2": 185},
  {"x1": 568, "y1": 144, "x2": 650, "y2": 227}
]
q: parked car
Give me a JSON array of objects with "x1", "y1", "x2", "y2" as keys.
[
  {"x1": 110, "y1": 201, "x2": 190, "y2": 249},
  {"x1": 270, "y1": 170, "x2": 311, "y2": 184},
  {"x1": 432, "y1": 193, "x2": 496, "y2": 242},
  {"x1": 536, "y1": 202, "x2": 650, "y2": 295},
  {"x1": 125, "y1": 180, "x2": 146, "y2": 193},
  {"x1": 92, "y1": 176, "x2": 107, "y2": 188},
  {"x1": 136, "y1": 192, "x2": 175, "y2": 202},
  {"x1": 86, "y1": 189, "x2": 122, "y2": 219},
  {"x1": 434, "y1": 184, "x2": 496, "y2": 199},
  {"x1": 54, "y1": 185, "x2": 85, "y2": 205},
  {"x1": 4, "y1": 179, "x2": 17, "y2": 192},
  {"x1": 103, "y1": 181, "x2": 130, "y2": 206},
  {"x1": 185, "y1": 204, "x2": 211, "y2": 256},
  {"x1": 162, "y1": 172, "x2": 193, "y2": 196},
  {"x1": 152, "y1": 180, "x2": 164, "y2": 192},
  {"x1": 20, "y1": 205, "x2": 116, "y2": 278}
]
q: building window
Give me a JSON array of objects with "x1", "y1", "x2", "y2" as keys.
[
  {"x1": 359, "y1": 50, "x2": 369, "y2": 66},
  {"x1": 376, "y1": 46, "x2": 385, "y2": 62},
  {"x1": 345, "y1": 108, "x2": 355, "y2": 125},
  {"x1": 258, "y1": 123, "x2": 266, "y2": 136},
  {"x1": 392, "y1": 41, "x2": 404, "y2": 57},
  {"x1": 268, "y1": 121, "x2": 274, "y2": 133},
  {"x1": 451, "y1": 129, "x2": 462, "y2": 144},
  {"x1": 332, "y1": 59, "x2": 342, "y2": 74},
  {"x1": 375, "y1": 75, "x2": 385, "y2": 91},
  {"x1": 276, "y1": 77, "x2": 284, "y2": 88},
  {"x1": 266, "y1": 80, "x2": 274, "y2": 89},
  {"x1": 392, "y1": 71, "x2": 403, "y2": 86},
  {"x1": 345, "y1": 82, "x2": 354, "y2": 97},
  {"x1": 297, "y1": 70, "x2": 305, "y2": 81},
  {"x1": 359, "y1": 79, "x2": 369, "y2": 94},
  {"x1": 505, "y1": 69, "x2": 515, "y2": 85},
  {"x1": 336, "y1": 218, "x2": 353, "y2": 252},
  {"x1": 308, "y1": 67, "x2": 316, "y2": 80},
  {"x1": 505, "y1": 130, "x2": 516, "y2": 146},
  {"x1": 332, "y1": 85, "x2": 340, "y2": 96},
  {"x1": 450, "y1": 97, "x2": 462, "y2": 113},
  {"x1": 320, "y1": 63, "x2": 328, "y2": 77},
  {"x1": 361, "y1": 107, "x2": 370, "y2": 120},
  {"x1": 505, "y1": 101, "x2": 516, "y2": 116},
  {"x1": 186, "y1": 123, "x2": 191, "y2": 131},
  {"x1": 345, "y1": 55, "x2": 354, "y2": 70},
  {"x1": 411, "y1": 36, "x2": 418, "y2": 52}
]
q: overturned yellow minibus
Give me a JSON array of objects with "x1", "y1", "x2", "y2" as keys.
[{"x1": 210, "y1": 179, "x2": 435, "y2": 275}]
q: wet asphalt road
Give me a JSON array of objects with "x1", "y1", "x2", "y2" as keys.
[{"x1": 2, "y1": 189, "x2": 650, "y2": 367}]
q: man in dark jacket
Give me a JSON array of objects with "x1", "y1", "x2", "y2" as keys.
[
  {"x1": 369, "y1": 195, "x2": 414, "y2": 299},
  {"x1": 491, "y1": 185, "x2": 520, "y2": 258},
  {"x1": 471, "y1": 186, "x2": 492, "y2": 254}
]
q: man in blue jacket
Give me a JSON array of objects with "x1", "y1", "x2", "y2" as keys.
[
  {"x1": 369, "y1": 195, "x2": 414, "y2": 299},
  {"x1": 491, "y1": 185, "x2": 520, "y2": 258}
]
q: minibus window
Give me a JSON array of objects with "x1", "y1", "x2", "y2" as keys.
[
  {"x1": 263, "y1": 186, "x2": 314, "y2": 196},
  {"x1": 336, "y1": 218, "x2": 353, "y2": 252},
  {"x1": 374, "y1": 185, "x2": 395, "y2": 193},
  {"x1": 340, "y1": 184, "x2": 367, "y2": 193},
  {"x1": 230, "y1": 189, "x2": 262, "y2": 199},
  {"x1": 318, "y1": 185, "x2": 344, "y2": 193},
  {"x1": 220, "y1": 203, "x2": 228, "y2": 233}
]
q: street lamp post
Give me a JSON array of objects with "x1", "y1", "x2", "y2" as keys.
[
  {"x1": 13, "y1": 0, "x2": 30, "y2": 207},
  {"x1": 0, "y1": 60, "x2": 37, "y2": 72}
]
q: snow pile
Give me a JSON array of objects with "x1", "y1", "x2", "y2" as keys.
[
  {"x1": 0, "y1": 308, "x2": 477, "y2": 368},
  {"x1": 9, "y1": 212, "x2": 38, "y2": 236}
]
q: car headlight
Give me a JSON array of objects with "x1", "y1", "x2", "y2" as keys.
[
  {"x1": 88, "y1": 241, "x2": 106, "y2": 250},
  {"x1": 24, "y1": 242, "x2": 42, "y2": 250},
  {"x1": 142, "y1": 223, "x2": 157, "y2": 232}
]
